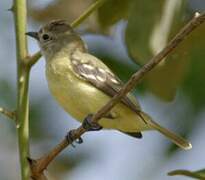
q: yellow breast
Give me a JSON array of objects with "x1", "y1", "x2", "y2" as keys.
[
  {"x1": 45, "y1": 56, "x2": 109, "y2": 121},
  {"x1": 45, "y1": 55, "x2": 149, "y2": 132}
]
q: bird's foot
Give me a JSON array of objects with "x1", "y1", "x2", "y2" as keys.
[
  {"x1": 66, "y1": 130, "x2": 83, "y2": 148},
  {"x1": 82, "y1": 114, "x2": 102, "y2": 131}
]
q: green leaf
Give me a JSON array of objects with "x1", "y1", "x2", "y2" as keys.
[
  {"x1": 144, "y1": 39, "x2": 189, "y2": 101},
  {"x1": 182, "y1": 24, "x2": 205, "y2": 112},
  {"x1": 125, "y1": 0, "x2": 189, "y2": 101},
  {"x1": 168, "y1": 169, "x2": 205, "y2": 179},
  {"x1": 97, "y1": 0, "x2": 132, "y2": 29}
]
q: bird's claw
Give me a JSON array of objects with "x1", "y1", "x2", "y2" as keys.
[
  {"x1": 66, "y1": 130, "x2": 83, "y2": 148},
  {"x1": 82, "y1": 114, "x2": 102, "y2": 131}
]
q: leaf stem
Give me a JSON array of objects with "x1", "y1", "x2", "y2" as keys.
[
  {"x1": 71, "y1": 0, "x2": 107, "y2": 27},
  {"x1": 13, "y1": 0, "x2": 30, "y2": 179}
]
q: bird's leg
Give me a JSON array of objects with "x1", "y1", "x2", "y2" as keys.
[
  {"x1": 66, "y1": 130, "x2": 83, "y2": 147},
  {"x1": 82, "y1": 114, "x2": 102, "y2": 131},
  {"x1": 65, "y1": 114, "x2": 102, "y2": 147}
]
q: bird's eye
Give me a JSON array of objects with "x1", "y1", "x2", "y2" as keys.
[{"x1": 42, "y1": 34, "x2": 50, "y2": 41}]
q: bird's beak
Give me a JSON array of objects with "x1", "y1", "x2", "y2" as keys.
[{"x1": 25, "y1": 32, "x2": 39, "y2": 40}]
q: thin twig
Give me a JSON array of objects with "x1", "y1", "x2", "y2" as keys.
[
  {"x1": 29, "y1": 12, "x2": 205, "y2": 179},
  {"x1": 71, "y1": 0, "x2": 107, "y2": 28},
  {"x1": 27, "y1": 51, "x2": 42, "y2": 67},
  {"x1": 27, "y1": 0, "x2": 107, "y2": 67},
  {"x1": 0, "y1": 107, "x2": 16, "y2": 120},
  {"x1": 168, "y1": 169, "x2": 205, "y2": 179}
]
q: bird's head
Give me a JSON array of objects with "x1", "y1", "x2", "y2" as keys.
[{"x1": 26, "y1": 20, "x2": 85, "y2": 58}]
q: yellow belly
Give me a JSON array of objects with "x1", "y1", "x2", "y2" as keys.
[{"x1": 45, "y1": 59, "x2": 150, "y2": 132}]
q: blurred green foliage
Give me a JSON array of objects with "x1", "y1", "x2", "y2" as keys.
[
  {"x1": 0, "y1": 79, "x2": 16, "y2": 107},
  {"x1": 182, "y1": 25, "x2": 205, "y2": 112},
  {"x1": 125, "y1": 0, "x2": 164, "y2": 63},
  {"x1": 98, "y1": 0, "x2": 132, "y2": 30},
  {"x1": 125, "y1": 0, "x2": 189, "y2": 101}
]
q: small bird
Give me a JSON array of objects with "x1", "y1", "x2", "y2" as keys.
[{"x1": 26, "y1": 20, "x2": 192, "y2": 150}]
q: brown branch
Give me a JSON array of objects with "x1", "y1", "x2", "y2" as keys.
[{"x1": 29, "y1": 12, "x2": 205, "y2": 179}]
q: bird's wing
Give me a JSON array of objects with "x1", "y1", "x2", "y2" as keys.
[{"x1": 71, "y1": 51, "x2": 141, "y2": 114}]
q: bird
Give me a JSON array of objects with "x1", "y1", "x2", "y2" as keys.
[{"x1": 26, "y1": 20, "x2": 192, "y2": 150}]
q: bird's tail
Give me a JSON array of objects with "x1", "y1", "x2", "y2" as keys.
[{"x1": 140, "y1": 112, "x2": 192, "y2": 150}]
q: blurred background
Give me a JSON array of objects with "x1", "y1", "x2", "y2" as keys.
[{"x1": 0, "y1": 0, "x2": 205, "y2": 179}]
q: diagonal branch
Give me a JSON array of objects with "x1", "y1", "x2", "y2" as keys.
[{"x1": 29, "y1": 12, "x2": 205, "y2": 179}]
